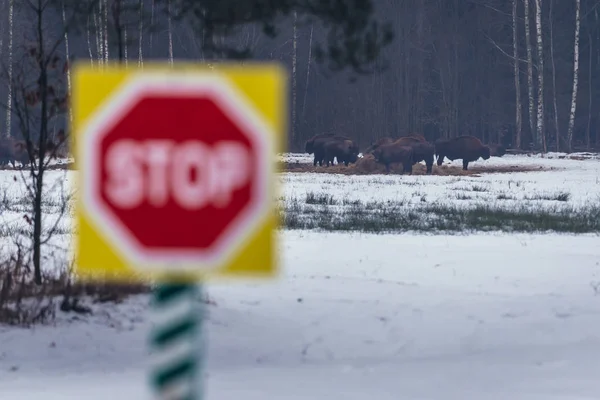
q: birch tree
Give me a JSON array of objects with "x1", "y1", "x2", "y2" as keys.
[
  {"x1": 512, "y1": 0, "x2": 522, "y2": 149},
  {"x1": 586, "y1": 26, "x2": 592, "y2": 149},
  {"x1": 5, "y1": 0, "x2": 14, "y2": 138},
  {"x1": 523, "y1": 0, "x2": 536, "y2": 146},
  {"x1": 302, "y1": 23, "x2": 314, "y2": 121},
  {"x1": 534, "y1": 0, "x2": 545, "y2": 151},
  {"x1": 111, "y1": 0, "x2": 126, "y2": 62},
  {"x1": 167, "y1": 0, "x2": 173, "y2": 65},
  {"x1": 2, "y1": 0, "x2": 100, "y2": 285},
  {"x1": 62, "y1": 1, "x2": 73, "y2": 124},
  {"x1": 94, "y1": 5, "x2": 103, "y2": 67},
  {"x1": 549, "y1": 0, "x2": 560, "y2": 151},
  {"x1": 566, "y1": 0, "x2": 581, "y2": 152},
  {"x1": 103, "y1": 0, "x2": 109, "y2": 64},
  {"x1": 138, "y1": 0, "x2": 144, "y2": 67},
  {"x1": 86, "y1": 15, "x2": 95, "y2": 66},
  {"x1": 291, "y1": 11, "x2": 298, "y2": 147}
]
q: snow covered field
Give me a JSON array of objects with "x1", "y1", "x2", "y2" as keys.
[
  {"x1": 1, "y1": 153, "x2": 600, "y2": 399},
  {"x1": 279, "y1": 153, "x2": 600, "y2": 233},
  {"x1": 281, "y1": 152, "x2": 600, "y2": 210},
  {"x1": 2, "y1": 232, "x2": 600, "y2": 399}
]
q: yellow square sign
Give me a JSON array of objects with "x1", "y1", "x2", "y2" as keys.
[{"x1": 71, "y1": 62, "x2": 287, "y2": 283}]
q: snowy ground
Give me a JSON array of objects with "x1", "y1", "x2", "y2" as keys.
[
  {"x1": 279, "y1": 153, "x2": 600, "y2": 233},
  {"x1": 1, "y1": 153, "x2": 600, "y2": 398},
  {"x1": 2, "y1": 232, "x2": 600, "y2": 399},
  {"x1": 280, "y1": 152, "x2": 600, "y2": 211}
]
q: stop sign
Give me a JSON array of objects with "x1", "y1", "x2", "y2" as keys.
[{"x1": 81, "y1": 75, "x2": 272, "y2": 271}]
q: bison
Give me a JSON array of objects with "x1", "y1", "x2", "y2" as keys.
[
  {"x1": 434, "y1": 135, "x2": 491, "y2": 170},
  {"x1": 405, "y1": 133, "x2": 427, "y2": 142},
  {"x1": 306, "y1": 134, "x2": 352, "y2": 166},
  {"x1": 407, "y1": 142, "x2": 435, "y2": 174},
  {"x1": 0, "y1": 139, "x2": 37, "y2": 168},
  {"x1": 393, "y1": 136, "x2": 424, "y2": 147},
  {"x1": 372, "y1": 142, "x2": 414, "y2": 174},
  {"x1": 323, "y1": 139, "x2": 359, "y2": 166},
  {"x1": 305, "y1": 133, "x2": 335, "y2": 155},
  {"x1": 364, "y1": 137, "x2": 395, "y2": 154}
]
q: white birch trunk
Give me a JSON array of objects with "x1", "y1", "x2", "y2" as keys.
[
  {"x1": 0, "y1": 1, "x2": 5, "y2": 60},
  {"x1": 566, "y1": 0, "x2": 581, "y2": 152},
  {"x1": 291, "y1": 11, "x2": 297, "y2": 146},
  {"x1": 512, "y1": 0, "x2": 522, "y2": 149},
  {"x1": 103, "y1": 0, "x2": 109, "y2": 64},
  {"x1": 138, "y1": 0, "x2": 144, "y2": 67},
  {"x1": 124, "y1": 27, "x2": 128, "y2": 68},
  {"x1": 95, "y1": 4, "x2": 103, "y2": 67},
  {"x1": 87, "y1": 15, "x2": 95, "y2": 67},
  {"x1": 167, "y1": 0, "x2": 173, "y2": 65},
  {"x1": 5, "y1": 0, "x2": 14, "y2": 138},
  {"x1": 534, "y1": 0, "x2": 545, "y2": 151},
  {"x1": 523, "y1": 0, "x2": 536, "y2": 146},
  {"x1": 62, "y1": 1, "x2": 73, "y2": 123},
  {"x1": 302, "y1": 23, "x2": 314, "y2": 120},
  {"x1": 149, "y1": 0, "x2": 155, "y2": 50},
  {"x1": 549, "y1": 0, "x2": 560, "y2": 151},
  {"x1": 586, "y1": 30, "x2": 592, "y2": 149}
]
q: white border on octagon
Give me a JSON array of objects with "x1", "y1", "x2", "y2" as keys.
[{"x1": 79, "y1": 72, "x2": 275, "y2": 273}]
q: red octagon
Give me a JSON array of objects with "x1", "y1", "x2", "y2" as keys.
[{"x1": 81, "y1": 76, "x2": 271, "y2": 269}]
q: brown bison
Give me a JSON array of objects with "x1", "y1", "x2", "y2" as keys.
[
  {"x1": 323, "y1": 139, "x2": 359, "y2": 166},
  {"x1": 304, "y1": 133, "x2": 335, "y2": 155},
  {"x1": 434, "y1": 135, "x2": 491, "y2": 170},
  {"x1": 0, "y1": 138, "x2": 37, "y2": 168},
  {"x1": 405, "y1": 133, "x2": 427, "y2": 142},
  {"x1": 407, "y1": 142, "x2": 435, "y2": 174},
  {"x1": 393, "y1": 136, "x2": 424, "y2": 147},
  {"x1": 305, "y1": 134, "x2": 352, "y2": 166},
  {"x1": 372, "y1": 142, "x2": 414, "y2": 174},
  {"x1": 364, "y1": 137, "x2": 395, "y2": 154}
]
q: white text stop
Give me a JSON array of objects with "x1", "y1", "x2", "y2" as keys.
[{"x1": 104, "y1": 139, "x2": 252, "y2": 210}]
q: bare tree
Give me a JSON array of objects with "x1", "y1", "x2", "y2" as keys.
[
  {"x1": 124, "y1": 23, "x2": 128, "y2": 67},
  {"x1": 86, "y1": 15, "x2": 95, "y2": 66},
  {"x1": 103, "y1": 0, "x2": 109, "y2": 63},
  {"x1": 62, "y1": 0, "x2": 73, "y2": 124},
  {"x1": 586, "y1": 23, "x2": 592, "y2": 149},
  {"x1": 94, "y1": 3, "x2": 104, "y2": 66},
  {"x1": 167, "y1": 0, "x2": 173, "y2": 64},
  {"x1": 292, "y1": 11, "x2": 298, "y2": 148},
  {"x1": 512, "y1": 0, "x2": 522, "y2": 149},
  {"x1": 111, "y1": 0, "x2": 126, "y2": 62},
  {"x1": 149, "y1": 0, "x2": 155, "y2": 50},
  {"x1": 1, "y1": 0, "x2": 98, "y2": 284},
  {"x1": 138, "y1": 0, "x2": 144, "y2": 67},
  {"x1": 302, "y1": 23, "x2": 314, "y2": 121},
  {"x1": 566, "y1": 0, "x2": 581, "y2": 152},
  {"x1": 5, "y1": 0, "x2": 14, "y2": 138},
  {"x1": 534, "y1": 0, "x2": 545, "y2": 151},
  {"x1": 523, "y1": 0, "x2": 536, "y2": 147},
  {"x1": 549, "y1": 0, "x2": 560, "y2": 152}
]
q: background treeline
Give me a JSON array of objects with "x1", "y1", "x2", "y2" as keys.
[{"x1": 0, "y1": 0, "x2": 595, "y2": 153}]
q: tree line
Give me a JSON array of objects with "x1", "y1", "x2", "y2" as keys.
[{"x1": 0, "y1": 0, "x2": 595, "y2": 154}]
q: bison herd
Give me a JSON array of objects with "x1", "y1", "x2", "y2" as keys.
[
  {"x1": 0, "y1": 135, "x2": 65, "y2": 169},
  {"x1": 304, "y1": 133, "x2": 506, "y2": 173}
]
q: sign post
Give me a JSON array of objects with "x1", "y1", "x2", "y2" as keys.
[
  {"x1": 71, "y1": 63, "x2": 287, "y2": 399},
  {"x1": 149, "y1": 281, "x2": 204, "y2": 399}
]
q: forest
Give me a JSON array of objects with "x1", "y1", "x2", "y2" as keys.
[{"x1": 0, "y1": 0, "x2": 594, "y2": 153}]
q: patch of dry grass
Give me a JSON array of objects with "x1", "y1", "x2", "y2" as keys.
[
  {"x1": 280, "y1": 154, "x2": 549, "y2": 176},
  {"x1": 0, "y1": 243, "x2": 151, "y2": 327}
]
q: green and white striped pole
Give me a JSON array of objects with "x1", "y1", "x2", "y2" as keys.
[{"x1": 149, "y1": 280, "x2": 205, "y2": 400}]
